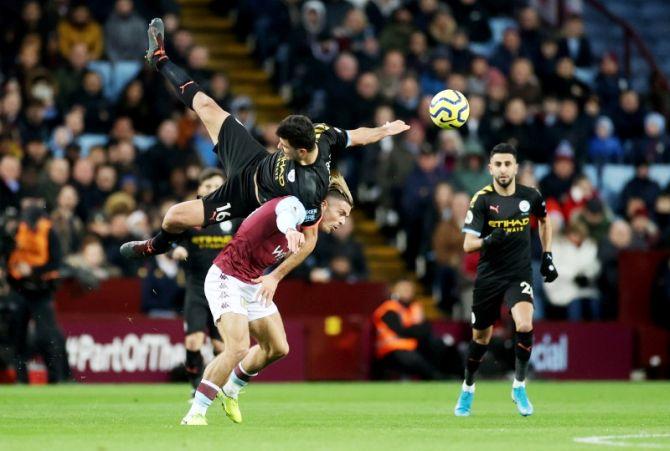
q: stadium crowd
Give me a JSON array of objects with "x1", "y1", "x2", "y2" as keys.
[{"x1": 0, "y1": 0, "x2": 669, "y2": 334}]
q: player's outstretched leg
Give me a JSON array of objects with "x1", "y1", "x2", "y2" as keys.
[{"x1": 146, "y1": 18, "x2": 228, "y2": 142}]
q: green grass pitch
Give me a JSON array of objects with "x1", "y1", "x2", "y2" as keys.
[{"x1": 1, "y1": 382, "x2": 669, "y2": 450}]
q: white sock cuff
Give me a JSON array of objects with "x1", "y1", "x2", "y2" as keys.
[
  {"x1": 462, "y1": 381, "x2": 475, "y2": 392},
  {"x1": 201, "y1": 379, "x2": 222, "y2": 393},
  {"x1": 238, "y1": 363, "x2": 258, "y2": 377},
  {"x1": 513, "y1": 379, "x2": 526, "y2": 388}
]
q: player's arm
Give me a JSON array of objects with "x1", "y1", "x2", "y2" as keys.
[
  {"x1": 534, "y1": 190, "x2": 559, "y2": 282},
  {"x1": 346, "y1": 120, "x2": 410, "y2": 147},
  {"x1": 275, "y1": 196, "x2": 307, "y2": 254},
  {"x1": 381, "y1": 311, "x2": 431, "y2": 338},
  {"x1": 253, "y1": 225, "x2": 318, "y2": 305},
  {"x1": 462, "y1": 192, "x2": 506, "y2": 253}
]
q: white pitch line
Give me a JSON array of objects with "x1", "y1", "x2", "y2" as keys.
[{"x1": 574, "y1": 433, "x2": 670, "y2": 448}]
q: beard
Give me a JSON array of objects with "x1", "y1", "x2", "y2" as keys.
[{"x1": 495, "y1": 176, "x2": 513, "y2": 188}]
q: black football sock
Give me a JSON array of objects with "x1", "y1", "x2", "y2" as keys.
[
  {"x1": 185, "y1": 350, "x2": 204, "y2": 390},
  {"x1": 464, "y1": 341, "x2": 488, "y2": 386},
  {"x1": 158, "y1": 59, "x2": 202, "y2": 109},
  {"x1": 149, "y1": 227, "x2": 183, "y2": 254},
  {"x1": 514, "y1": 330, "x2": 533, "y2": 382}
]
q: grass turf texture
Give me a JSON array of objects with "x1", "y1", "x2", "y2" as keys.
[{"x1": 1, "y1": 382, "x2": 669, "y2": 451}]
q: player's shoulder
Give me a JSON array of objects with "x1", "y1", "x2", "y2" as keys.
[
  {"x1": 470, "y1": 184, "x2": 494, "y2": 206},
  {"x1": 516, "y1": 183, "x2": 543, "y2": 199}
]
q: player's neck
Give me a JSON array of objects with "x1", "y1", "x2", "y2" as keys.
[
  {"x1": 493, "y1": 179, "x2": 516, "y2": 196},
  {"x1": 297, "y1": 146, "x2": 319, "y2": 166}
]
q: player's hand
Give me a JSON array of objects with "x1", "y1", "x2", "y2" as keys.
[
  {"x1": 382, "y1": 120, "x2": 410, "y2": 137},
  {"x1": 285, "y1": 229, "x2": 305, "y2": 254},
  {"x1": 540, "y1": 252, "x2": 559, "y2": 283},
  {"x1": 481, "y1": 228, "x2": 508, "y2": 250},
  {"x1": 171, "y1": 246, "x2": 189, "y2": 261},
  {"x1": 252, "y1": 273, "x2": 280, "y2": 307}
]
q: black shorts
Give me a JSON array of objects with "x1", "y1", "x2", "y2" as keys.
[
  {"x1": 471, "y1": 278, "x2": 534, "y2": 330},
  {"x1": 183, "y1": 278, "x2": 221, "y2": 340},
  {"x1": 201, "y1": 117, "x2": 266, "y2": 226}
]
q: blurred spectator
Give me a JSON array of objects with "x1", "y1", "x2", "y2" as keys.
[
  {"x1": 310, "y1": 217, "x2": 368, "y2": 283},
  {"x1": 104, "y1": 0, "x2": 146, "y2": 62},
  {"x1": 66, "y1": 236, "x2": 121, "y2": 282},
  {"x1": 231, "y1": 96, "x2": 263, "y2": 142},
  {"x1": 490, "y1": 27, "x2": 523, "y2": 76},
  {"x1": 547, "y1": 57, "x2": 590, "y2": 105},
  {"x1": 612, "y1": 90, "x2": 646, "y2": 145},
  {"x1": 619, "y1": 161, "x2": 661, "y2": 216},
  {"x1": 561, "y1": 174, "x2": 598, "y2": 223},
  {"x1": 186, "y1": 45, "x2": 213, "y2": 86},
  {"x1": 629, "y1": 206, "x2": 660, "y2": 250},
  {"x1": 0, "y1": 155, "x2": 22, "y2": 210},
  {"x1": 427, "y1": 9, "x2": 456, "y2": 47},
  {"x1": 116, "y1": 80, "x2": 154, "y2": 134},
  {"x1": 6, "y1": 196, "x2": 69, "y2": 383},
  {"x1": 452, "y1": 142, "x2": 490, "y2": 196},
  {"x1": 588, "y1": 116, "x2": 624, "y2": 164},
  {"x1": 375, "y1": 110, "x2": 418, "y2": 222},
  {"x1": 377, "y1": 50, "x2": 406, "y2": 101},
  {"x1": 496, "y1": 97, "x2": 534, "y2": 162},
  {"x1": 431, "y1": 190, "x2": 469, "y2": 314},
  {"x1": 594, "y1": 53, "x2": 628, "y2": 114},
  {"x1": 448, "y1": 29, "x2": 473, "y2": 74},
  {"x1": 508, "y1": 58, "x2": 542, "y2": 108},
  {"x1": 328, "y1": 52, "x2": 360, "y2": 127},
  {"x1": 57, "y1": 4, "x2": 103, "y2": 60},
  {"x1": 420, "y1": 48, "x2": 451, "y2": 96},
  {"x1": 597, "y1": 220, "x2": 632, "y2": 319},
  {"x1": 379, "y1": 8, "x2": 414, "y2": 53},
  {"x1": 76, "y1": 70, "x2": 112, "y2": 134},
  {"x1": 406, "y1": 31, "x2": 430, "y2": 74},
  {"x1": 51, "y1": 185, "x2": 84, "y2": 256},
  {"x1": 449, "y1": 0, "x2": 491, "y2": 44},
  {"x1": 54, "y1": 42, "x2": 91, "y2": 112},
  {"x1": 572, "y1": 197, "x2": 612, "y2": 243},
  {"x1": 394, "y1": 76, "x2": 421, "y2": 121},
  {"x1": 372, "y1": 278, "x2": 462, "y2": 379},
  {"x1": 459, "y1": 94, "x2": 494, "y2": 151},
  {"x1": 401, "y1": 144, "x2": 449, "y2": 268},
  {"x1": 557, "y1": 15, "x2": 592, "y2": 68},
  {"x1": 38, "y1": 158, "x2": 70, "y2": 210},
  {"x1": 518, "y1": 6, "x2": 542, "y2": 64},
  {"x1": 536, "y1": 37, "x2": 560, "y2": 87},
  {"x1": 208, "y1": 72, "x2": 233, "y2": 112},
  {"x1": 539, "y1": 143, "x2": 578, "y2": 201},
  {"x1": 352, "y1": 72, "x2": 381, "y2": 126},
  {"x1": 544, "y1": 222, "x2": 601, "y2": 321},
  {"x1": 633, "y1": 112, "x2": 670, "y2": 164}
]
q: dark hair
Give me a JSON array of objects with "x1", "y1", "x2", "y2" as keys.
[
  {"x1": 198, "y1": 167, "x2": 225, "y2": 184},
  {"x1": 276, "y1": 115, "x2": 316, "y2": 151},
  {"x1": 490, "y1": 143, "x2": 517, "y2": 160}
]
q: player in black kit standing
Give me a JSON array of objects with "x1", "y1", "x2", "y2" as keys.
[
  {"x1": 121, "y1": 18, "x2": 409, "y2": 303},
  {"x1": 171, "y1": 168, "x2": 240, "y2": 394},
  {"x1": 454, "y1": 143, "x2": 558, "y2": 418}
]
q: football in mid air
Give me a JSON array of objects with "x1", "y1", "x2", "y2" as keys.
[{"x1": 429, "y1": 89, "x2": 470, "y2": 129}]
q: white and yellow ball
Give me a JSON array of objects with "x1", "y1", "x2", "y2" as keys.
[{"x1": 429, "y1": 89, "x2": 470, "y2": 129}]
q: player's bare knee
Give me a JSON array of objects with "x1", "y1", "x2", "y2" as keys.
[
  {"x1": 270, "y1": 341, "x2": 289, "y2": 360},
  {"x1": 184, "y1": 334, "x2": 203, "y2": 351}
]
